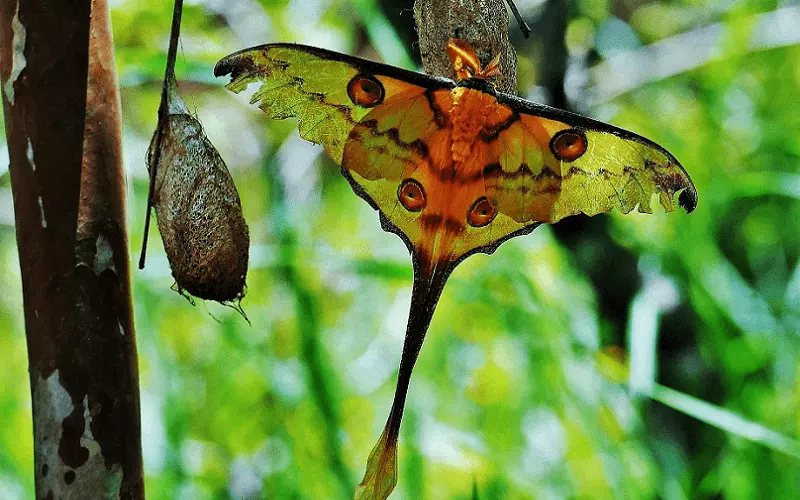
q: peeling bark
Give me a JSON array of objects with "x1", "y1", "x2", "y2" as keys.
[{"x1": 1, "y1": 0, "x2": 144, "y2": 498}]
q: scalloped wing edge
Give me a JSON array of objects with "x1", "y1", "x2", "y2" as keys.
[{"x1": 498, "y1": 92, "x2": 698, "y2": 215}]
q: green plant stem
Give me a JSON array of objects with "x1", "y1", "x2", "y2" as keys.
[{"x1": 650, "y1": 383, "x2": 800, "y2": 459}]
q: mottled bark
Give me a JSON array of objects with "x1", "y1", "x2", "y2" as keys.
[
  {"x1": 413, "y1": 0, "x2": 517, "y2": 93},
  {"x1": 1, "y1": 0, "x2": 144, "y2": 498}
]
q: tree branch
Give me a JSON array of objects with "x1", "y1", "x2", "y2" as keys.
[{"x1": 413, "y1": 0, "x2": 518, "y2": 93}]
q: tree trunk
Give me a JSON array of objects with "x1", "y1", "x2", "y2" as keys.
[
  {"x1": 1, "y1": 0, "x2": 144, "y2": 498},
  {"x1": 413, "y1": 0, "x2": 517, "y2": 93}
]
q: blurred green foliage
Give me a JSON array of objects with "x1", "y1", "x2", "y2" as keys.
[{"x1": 1, "y1": 0, "x2": 800, "y2": 498}]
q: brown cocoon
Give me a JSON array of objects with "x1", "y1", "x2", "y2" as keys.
[{"x1": 147, "y1": 96, "x2": 249, "y2": 303}]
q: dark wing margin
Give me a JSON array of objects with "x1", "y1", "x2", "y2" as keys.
[
  {"x1": 214, "y1": 43, "x2": 455, "y2": 90},
  {"x1": 213, "y1": 43, "x2": 455, "y2": 165},
  {"x1": 496, "y1": 91, "x2": 698, "y2": 214}
]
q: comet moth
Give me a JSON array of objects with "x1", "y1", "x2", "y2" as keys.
[{"x1": 215, "y1": 39, "x2": 697, "y2": 499}]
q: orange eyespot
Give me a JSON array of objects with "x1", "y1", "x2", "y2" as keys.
[
  {"x1": 398, "y1": 179, "x2": 426, "y2": 212},
  {"x1": 550, "y1": 129, "x2": 588, "y2": 162},
  {"x1": 347, "y1": 74, "x2": 384, "y2": 108},
  {"x1": 467, "y1": 197, "x2": 496, "y2": 227}
]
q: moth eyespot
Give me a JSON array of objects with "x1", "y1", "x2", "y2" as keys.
[
  {"x1": 467, "y1": 197, "x2": 496, "y2": 227},
  {"x1": 398, "y1": 179, "x2": 426, "y2": 212},
  {"x1": 550, "y1": 129, "x2": 588, "y2": 162},
  {"x1": 347, "y1": 74, "x2": 384, "y2": 108}
]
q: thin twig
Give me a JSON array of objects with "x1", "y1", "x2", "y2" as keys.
[
  {"x1": 505, "y1": 0, "x2": 531, "y2": 38},
  {"x1": 139, "y1": 0, "x2": 184, "y2": 269}
]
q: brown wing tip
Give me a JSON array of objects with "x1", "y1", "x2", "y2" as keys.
[
  {"x1": 213, "y1": 56, "x2": 235, "y2": 78},
  {"x1": 214, "y1": 49, "x2": 259, "y2": 79},
  {"x1": 678, "y1": 186, "x2": 698, "y2": 214},
  {"x1": 215, "y1": 45, "x2": 277, "y2": 79}
]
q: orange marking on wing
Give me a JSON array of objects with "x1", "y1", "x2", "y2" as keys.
[
  {"x1": 431, "y1": 90, "x2": 454, "y2": 122},
  {"x1": 398, "y1": 179, "x2": 426, "y2": 212},
  {"x1": 418, "y1": 129, "x2": 454, "y2": 181},
  {"x1": 348, "y1": 75, "x2": 385, "y2": 107},
  {"x1": 408, "y1": 150, "x2": 488, "y2": 265},
  {"x1": 344, "y1": 81, "x2": 533, "y2": 267},
  {"x1": 377, "y1": 77, "x2": 429, "y2": 100},
  {"x1": 457, "y1": 139, "x2": 491, "y2": 181},
  {"x1": 467, "y1": 197, "x2": 496, "y2": 227},
  {"x1": 551, "y1": 129, "x2": 587, "y2": 162},
  {"x1": 483, "y1": 103, "x2": 515, "y2": 133},
  {"x1": 518, "y1": 114, "x2": 558, "y2": 151}
]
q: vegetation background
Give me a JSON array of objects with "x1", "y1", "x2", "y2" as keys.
[{"x1": 1, "y1": 0, "x2": 800, "y2": 497}]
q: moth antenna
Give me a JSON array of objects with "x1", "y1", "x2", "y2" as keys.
[
  {"x1": 139, "y1": 0, "x2": 184, "y2": 269},
  {"x1": 447, "y1": 39, "x2": 482, "y2": 80},
  {"x1": 504, "y1": 0, "x2": 532, "y2": 38},
  {"x1": 480, "y1": 52, "x2": 503, "y2": 78}
]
